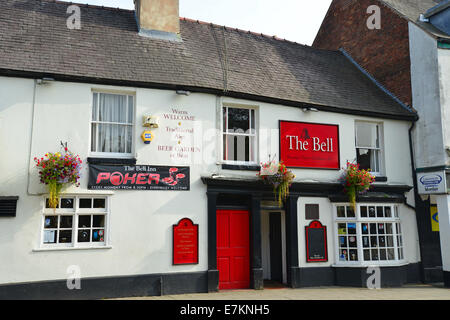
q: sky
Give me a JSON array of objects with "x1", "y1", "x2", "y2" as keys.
[{"x1": 60, "y1": 0, "x2": 333, "y2": 45}]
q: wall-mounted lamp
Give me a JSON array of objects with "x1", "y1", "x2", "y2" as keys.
[
  {"x1": 176, "y1": 90, "x2": 191, "y2": 96},
  {"x1": 302, "y1": 107, "x2": 319, "y2": 112},
  {"x1": 36, "y1": 77, "x2": 55, "y2": 85}
]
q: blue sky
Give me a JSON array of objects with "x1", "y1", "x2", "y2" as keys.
[{"x1": 60, "y1": 0, "x2": 332, "y2": 45}]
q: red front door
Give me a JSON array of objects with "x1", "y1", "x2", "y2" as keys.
[{"x1": 216, "y1": 210, "x2": 250, "y2": 290}]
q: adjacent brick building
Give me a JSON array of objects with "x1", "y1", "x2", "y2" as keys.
[{"x1": 313, "y1": 0, "x2": 413, "y2": 107}]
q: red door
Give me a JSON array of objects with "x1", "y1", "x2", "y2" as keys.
[{"x1": 216, "y1": 210, "x2": 250, "y2": 290}]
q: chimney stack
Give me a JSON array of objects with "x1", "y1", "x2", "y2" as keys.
[{"x1": 134, "y1": 0, "x2": 181, "y2": 41}]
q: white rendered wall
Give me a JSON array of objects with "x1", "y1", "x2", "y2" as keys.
[{"x1": 0, "y1": 76, "x2": 417, "y2": 284}]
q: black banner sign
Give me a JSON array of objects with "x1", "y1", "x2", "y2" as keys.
[{"x1": 88, "y1": 165, "x2": 190, "y2": 191}]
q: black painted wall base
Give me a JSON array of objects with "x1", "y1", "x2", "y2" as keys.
[
  {"x1": 0, "y1": 271, "x2": 208, "y2": 300},
  {"x1": 208, "y1": 269, "x2": 219, "y2": 293},
  {"x1": 293, "y1": 263, "x2": 422, "y2": 288},
  {"x1": 251, "y1": 268, "x2": 264, "y2": 290},
  {"x1": 444, "y1": 271, "x2": 450, "y2": 288}
]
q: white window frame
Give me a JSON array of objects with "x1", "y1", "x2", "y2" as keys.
[
  {"x1": 221, "y1": 104, "x2": 258, "y2": 165},
  {"x1": 355, "y1": 121, "x2": 384, "y2": 176},
  {"x1": 39, "y1": 195, "x2": 111, "y2": 250},
  {"x1": 90, "y1": 91, "x2": 135, "y2": 159},
  {"x1": 333, "y1": 203, "x2": 405, "y2": 267}
]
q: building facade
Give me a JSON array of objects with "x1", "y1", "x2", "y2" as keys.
[{"x1": 0, "y1": 0, "x2": 422, "y2": 299}]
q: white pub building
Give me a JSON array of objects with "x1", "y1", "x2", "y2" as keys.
[{"x1": 0, "y1": 0, "x2": 425, "y2": 299}]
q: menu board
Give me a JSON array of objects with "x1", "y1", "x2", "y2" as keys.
[
  {"x1": 305, "y1": 220, "x2": 328, "y2": 262},
  {"x1": 173, "y1": 218, "x2": 199, "y2": 265}
]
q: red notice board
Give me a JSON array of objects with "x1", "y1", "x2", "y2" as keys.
[
  {"x1": 173, "y1": 218, "x2": 199, "y2": 265},
  {"x1": 279, "y1": 121, "x2": 340, "y2": 169}
]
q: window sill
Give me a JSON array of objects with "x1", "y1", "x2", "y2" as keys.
[
  {"x1": 32, "y1": 246, "x2": 112, "y2": 252},
  {"x1": 87, "y1": 157, "x2": 137, "y2": 165},
  {"x1": 332, "y1": 260, "x2": 409, "y2": 268},
  {"x1": 222, "y1": 164, "x2": 261, "y2": 171}
]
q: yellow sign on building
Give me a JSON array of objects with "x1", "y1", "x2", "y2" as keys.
[{"x1": 431, "y1": 205, "x2": 439, "y2": 232}]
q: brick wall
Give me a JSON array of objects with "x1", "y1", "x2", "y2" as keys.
[{"x1": 313, "y1": 0, "x2": 412, "y2": 107}]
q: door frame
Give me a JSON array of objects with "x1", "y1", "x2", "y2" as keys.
[{"x1": 261, "y1": 210, "x2": 287, "y2": 284}]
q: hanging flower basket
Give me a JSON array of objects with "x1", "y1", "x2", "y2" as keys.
[
  {"x1": 258, "y1": 160, "x2": 295, "y2": 206},
  {"x1": 34, "y1": 145, "x2": 82, "y2": 210},
  {"x1": 340, "y1": 161, "x2": 376, "y2": 210}
]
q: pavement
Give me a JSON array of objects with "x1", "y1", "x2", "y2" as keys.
[{"x1": 117, "y1": 283, "x2": 450, "y2": 300}]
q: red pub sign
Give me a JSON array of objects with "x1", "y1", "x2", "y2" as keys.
[{"x1": 279, "y1": 121, "x2": 340, "y2": 169}]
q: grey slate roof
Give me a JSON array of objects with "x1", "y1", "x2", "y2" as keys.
[
  {"x1": 0, "y1": 0, "x2": 416, "y2": 120},
  {"x1": 380, "y1": 0, "x2": 450, "y2": 39}
]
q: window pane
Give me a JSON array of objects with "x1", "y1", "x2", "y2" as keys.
[
  {"x1": 339, "y1": 236, "x2": 347, "y2": 248},
  {"x1": 339, "y1": 249, "x2": 348, "y2": 261},
  {"x1": 356, "y1": 122, "x2": 379, "y2": 148},
  {"x1": 386, "y1": 223, "x2": 393, "y2": 234},
  {"x1": 43, "y1": 230, "x2": 57, "y2": 244},
  {"x1": 346, "y1": 206, "x2": 355, "y2": 218},
  {"x1": 349, "y1": 249, "x2": 358, "y2": 261},
  {"x1": 362, "y1": 236, "x2": 369, "y2": 247},
  {"x1": 385, "y1": 206, "x2": 392, "y2": 218},
  {"x1": 223, "y1": 107, "x2": 227, "y2": 133},
  {"x1": 46, "y1": 199, "x2": 59, "y2": 209},
  {"x1": 59, "y1": 230, "x2": 72, "y2": 243},
  {"x1": 361, "y1": 223, "x2": 369, "y2": 234},
  {"x1": 360, "y1": 206, "x2": 368, "y2": 218},
  {"x1": 227, "y1": 108, "x2": 249, "y2": 133},
  {"x1": 380, "y1": 249, "x2": 387, "y2": 260},
  {"x1": 357, "y1": 148, "x2": 380, "y2": 172},
  {"x1": 379, "y1": 236, "x2": 386, "y2": 247},
  {"x1": 79, "y1": 198, "x2": 92, "y2": 209},
  {"x1": 44, "y1": 216, "x2": 58, "y2": 229},
  {"x1": 92, "y1": 93, "x2": 98, "y2": 121},
  {"x1": 93, "y1": 215, "x2": 105, "y2": 228},
  {"x1": 369, "y1": 206, "x2": 376, "y2": 218},
  {"x1": 338, "y1": 223, "x2": 347, "y2": 235},
  {"x1": 91, "y1": 123, "x2": 97, "y2": 152},
  {"x1": 337, "y1": 206, "x2": 346, "y2": 218},
  {"x1": 97, "y1": 124, "x2": 128, "y2": 153},
  {"x1": 60, "y1": 198, "x2": 74, "y2": 209},
  {"x1": 387, "y1": 248, "x2": 395, "y2": 260},
  {"x1": 376, "y1": 207, "x2": 384, "y2": 218},
  {"x1": 93, "y1": 199, "x2": 106, "y2": 209},
  {"x1": 78, "y1": 230, "x2": 91, "y2": 243},
  {"x1": 92, "y1": 229, "x2": 105, "y2": 242},
  {"x1": 224, "y1": 134, "x2": 250, "y2": 162},
  {"x1": 60, "y1": 216, "x2": 73, "y2": 229},
  {"x1": 371, "y1": 249, "x2": 379, "y2": 260},
  {"x1": 378, "y1": 223, "x2": 385, "y2": 234},
  {"x1": 348, "y1": 223, "x2": 356, "y2": 235},
  {"x1": 387, "y1": 236, "x2": 394, "y2": 247},
  {"x1": 79, "y1": 216, "x2": 91, "y2": 228},
  {"x1": 126, "y1": 126, "x2": 133, "y2": 154},
  {"x1": 250, "y1": 109, "x2": 255, "y2": 133},
  {"x1": 127, "y1": 96, "x2": 134, "y2": 124},
  {"x1": 348, "y1": 236, "x2": 357, "y2": 247},
  {"x1": 364, "y1": 249, "x2": 370, "y2": 261},
  {"x1": 98, "y1": 93, "x2": 127, "y2": 123}
]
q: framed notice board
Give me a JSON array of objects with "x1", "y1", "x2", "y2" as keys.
[
  {"x1": 173, "y1": 218, "x2": 199, "y2": 265},
  {"x1": 305, "y1": 220, "x2": 328, "y2": 263}
]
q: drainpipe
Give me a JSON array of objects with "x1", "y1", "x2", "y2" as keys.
[
  {"x1": 26, "y1": 79, "x2": 38, "y2": 196},
  {"x1": 409, "y1": 120, "x2": 426, "y2": 283}
]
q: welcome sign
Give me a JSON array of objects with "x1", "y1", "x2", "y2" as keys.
[{"x1": 279, "y1": 121, "x2": 340, "y2": 169}]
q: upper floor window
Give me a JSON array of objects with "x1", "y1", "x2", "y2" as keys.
[
  {"x1": 222, "y1": 106, "x2": 257, "y2": 164},
  {"x1": 355, "y1": 122, "x2": 383, "y2": 174},
  {"x1": 91, "y1": 92, "x2": 134, "y2": 157}
]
